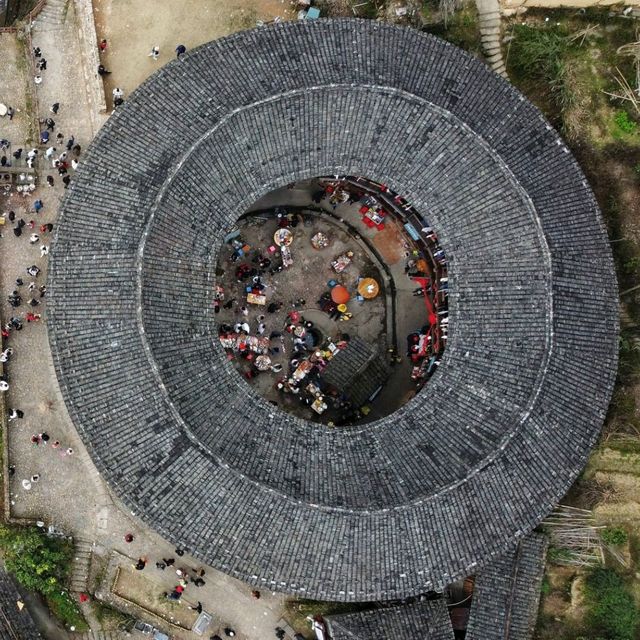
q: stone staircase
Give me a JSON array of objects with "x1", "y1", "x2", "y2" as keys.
[
  {"x1": 69, "y1": 538, "x2": 93, "y2": 594},
  {"x1": 76, "y1": 632, "x2": 128, "y2": 640},
  {"x1": 33, "y1": 0, "x2": 69, "y2": 27},
  {"x1": 475, "y1": 0, "x2": 507, "y2": 77}
]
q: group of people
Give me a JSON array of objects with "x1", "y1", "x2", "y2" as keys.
[
  {"x1": 0, "y1": 190, "x2": 72, "y2": 489},
  {"x1": 96, "y1": 38, "x2": 188, "y2": 108}
]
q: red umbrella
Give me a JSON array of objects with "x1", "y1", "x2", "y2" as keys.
[{"x1": 331, "y1": 285, "x2": 350, "y2": 304}]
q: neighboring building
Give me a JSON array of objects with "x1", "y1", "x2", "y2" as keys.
[
  {"x1": 0, "y1": 567, "x2": 42, "y2": 639},
  {"x1": 327, "y1": 600, "x2": 454, "y2": 640},
  {"x1": 466, "y1": 533, "x2": 548, "y2": 640}
]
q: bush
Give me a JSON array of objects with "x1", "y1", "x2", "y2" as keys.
[
  {"x1": 0, "y1": 525, "x2": 86, "y2": 629},
  {"x1": 601, "y1": 526, "x2": 629, "y2": 546},
  {"x1": 0, "y1": 525, "x2": 71, "y2": 596},
  {"x1": 614, "y1": 110, "x2": 637, "y2": 135},
  {"x1": 584, "y1": 567, "x2": 639, "y2": 640}
]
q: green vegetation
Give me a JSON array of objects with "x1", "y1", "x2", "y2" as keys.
[
  {"x1": 425, "y1": 5, "x2": 482, "y2": 56},
  {"x1": 547, "y1": 546, "x2": 576, "y2": 564},
  {"x1": 508, "y1": 23, "x2": 571, "y2": 103},
  {"x1": 0, "y1": 525, "x2": 87, "y2": 630},
  {"x1": 47, "y1": 591, "x2": 88, "y2": 631},
  {"x1": 601, "y1": 526, "x2": 629, "y2": 546},
  {"x1": 584, "y1": 568, "x2": 639, "y2": 640},
  {"x1": 614, "y1": 110, "x2": 638, "y2": 136}
]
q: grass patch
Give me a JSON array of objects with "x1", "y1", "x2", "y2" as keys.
[
  {"x1": 423, "y1": 5, "x2": 482, "y2": 56},
  {"x1": 46, "y1": 591, "x2": 88, "y2": 632},
  {"x1": 506, "y1": 12, "x2": 640, "y2": 145},
  {"x1": 584, "y1": 567, "x2": 640, "y2": 639},
  {"x1": 601, "y1": 526, "x2": 629, "y2": 546}
]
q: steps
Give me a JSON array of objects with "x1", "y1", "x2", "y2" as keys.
[
  {"x1": 475, "y1": 0, "x2": 507, "y2": 77},
  {"x1": 76, "y1": 632, "x2": 127, "y2": 640},
  {"x1": 69, "y1": 538, "x2": 93, "y2": 594},
  {"x1": 33, "y1": 0, "x2": 69, "y2": 26}
]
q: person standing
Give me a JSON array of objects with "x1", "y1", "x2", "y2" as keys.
[
  {"x1": 6, "y1": 106, "x2": 14, "y2": 120},
  {"x1": 148, "y1": 46, "x2": 160, "y2": 60},
  {"x1": 50, "y1": 102, "x2": 59, "y2": 114},
  {"x1": 99, "y1": 39, "x2": 107, "y2": 53},
  {"x1": 175, "y1": 44, "x2": 186, "y2": 58}
]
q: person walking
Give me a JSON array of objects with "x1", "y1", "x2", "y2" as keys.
[
  {"x1": 7, "y1": 106, "x2": 14, "y2": 120},
  {"x1": 46, "y1": 175, "x2": 54, "y2": 187},
  {"x1": 7, "y1": 409, "x2": 24, "y2": 421},
  {"x1": 148, "y1": 45, "x2": 160, "y2": 60},
  {"x1": 50, "y1": 102, "x2": 59, "y2": 114},
  {"x1": 175, "y1": 44, "x2": 186, "y2": 58},
  {"x1": 99, "y1": 39, "x2": 107, "y2": 53}
]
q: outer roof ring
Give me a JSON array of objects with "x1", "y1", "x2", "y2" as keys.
[{"x1": 48, "y1": 19, "x2": 618, "y2": 601}]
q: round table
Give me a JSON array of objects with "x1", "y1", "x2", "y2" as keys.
[
  {"x1": 255, "y1": 355, "x2": 272, "y2": 371},
  {"x1": 311, "y1": 231, "x2": 330, "y2": 249},
  {"x1": 357, "y1": 277, "x2": 379, "y2": 299},
  {"x1": 274, "y1": 228, "x2": 293, "y2": 246}
]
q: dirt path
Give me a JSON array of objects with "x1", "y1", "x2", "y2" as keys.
[{"x1": 92, "y1": 0, "x2": 294, "y2": 109}]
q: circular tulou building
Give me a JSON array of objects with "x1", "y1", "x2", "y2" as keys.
[{"x1": 48, "y1": 19, "x2": 618, "y2": 602}]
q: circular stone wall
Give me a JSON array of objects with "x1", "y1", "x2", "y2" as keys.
[{"x1": 48, "y1": 20, "x2": 618, "y2": 601}]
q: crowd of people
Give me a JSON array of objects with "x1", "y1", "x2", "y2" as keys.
[{"x1": 216, "y1": 208, "x2": 380, "y2": 424}]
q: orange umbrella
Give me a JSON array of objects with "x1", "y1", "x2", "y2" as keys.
[
  {"x1": 331, "y1": 285, "x2": 350, "y2": 304},
  {"x1": 357, "y1": 278, "x2": 379, "y2": 299}
]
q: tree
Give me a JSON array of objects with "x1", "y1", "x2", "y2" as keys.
[{"x1": 0, "y1": 525, "x2": 71, "y2": 596}]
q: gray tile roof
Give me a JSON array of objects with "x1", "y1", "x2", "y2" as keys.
[
  {"x1": 322, "y1": 337, "x2": 390, "y2": 407},
  {"x1": 0, "y1": 568, "x2": 42, "y2": 639},
  {"x1": 327, "y1": 600, "x2": 454, "y2": 640},
  {"x1": 466, "y1": 532, "x2": 548, "y2": 640},
  {"x1": 47, "y1": 19, "x2": 618, "y2": 601}
]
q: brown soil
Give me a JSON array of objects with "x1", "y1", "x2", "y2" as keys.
[
  {"x1": 112, "y1": 566, "x2": 199, "y2": 629},
  {"x1": 372, "y1": 220, "x2": 407, "y2": 264}
]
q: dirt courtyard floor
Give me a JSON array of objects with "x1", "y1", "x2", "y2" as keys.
[{"x1": 92, "y1": 0, "x2": 295, "y2": 108}]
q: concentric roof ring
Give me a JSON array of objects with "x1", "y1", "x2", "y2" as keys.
[{"x1": 48, "y1": 19, "x2": 618, "y2": 601}]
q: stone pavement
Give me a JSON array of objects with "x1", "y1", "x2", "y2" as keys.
[{"x1": 0, "y1": 4, "x2": 290, "y2": 640}]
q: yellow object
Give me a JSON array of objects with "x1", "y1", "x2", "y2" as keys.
[{"x1": 337, "y1": 303, "x2": 348, "y2": 313}]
